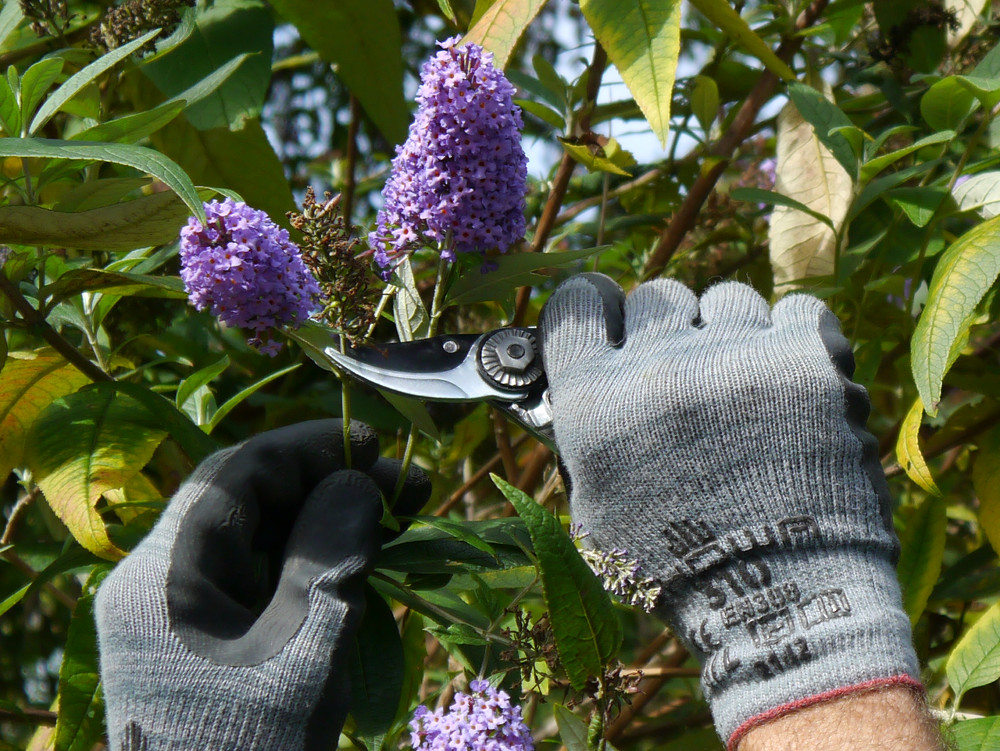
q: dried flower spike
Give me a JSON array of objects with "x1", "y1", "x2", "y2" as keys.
[
  {"x1": 410, "y1": 679, "x2": 534, "y2": 751},
  {"x1": 571, "y1": 524, "x2": 663, "y2": 614},
  {"x1": 91, "y1": 0, "x2": 194, "y2": 53},
  {"x1": 288, "y1": 188, "x2": 379, "y2": 345},
  {"x1": 368, "y1": 36, "x2": 528, "y2": 279},
  {"x1": 179, "y1": 198, "x2": 321, "y2": 356}
]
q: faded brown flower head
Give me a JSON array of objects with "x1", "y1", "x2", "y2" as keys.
[
  {"x1": 90, "y1": 0, "x2": 195, "y2": 53},
  {"x1": 288, "y1": 189, "x2": 380, "y2": 345},
  {"x1": 20, "y1": 0, "x2": 69, "y2": 39}
]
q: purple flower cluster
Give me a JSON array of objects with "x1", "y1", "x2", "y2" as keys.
[
  {"x1": 410, "y1": 680, "x2": 533, "y2": 751},
  {"x1": 179, "y1": 198, "x2": 321, "y2": 355},
  {"x1": 368, "y1": 37, "x2": 528, "y2": 278}
]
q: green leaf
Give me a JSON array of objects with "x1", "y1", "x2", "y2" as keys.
[
  {"x1": 768, "y1": 93, "x2": 852, "y2": 287},
  {"x1": 947, "y1": 601, "x2": 1000, "y2": 708},
  {"x1": 206, "y1": 363, "x2": 300, "y2": 433},
  {"x1": 141, "y1": 0, "x2": 271, "y2": 131},
  {"x1": 435, "y1": 0, "x2": 457, "y2": 22},
  {"x1": 0, "y1": 351, "x2": 92, "y2": 481},
  {"x1": 0, "y1": 72, "x2": 20, "y2": 136},
  {"x1": 392, "y1": 257, "x2": 429, "y2": 342},
  {"x1": 0, "y1": 191, "x2": 201, "y2": 251},
  {"x1": 146, "y1": 118, "x2": 291, "y2": 226},
  {"x1": 786, "y1": 82, "x2": 859, "y2": 179},
  {"x1": 896, "y1": 494, "x2": 946, "y2": 625},
  {"x1": 447, "y1": 246, "x2": 604, "y2": 307},
  {"x1": 492, "y1": 474, "x2": 621, "y2": 690},
  {"x1": 687, "y1": 0, "x2": 795, "y2": 81},
  {"x1": 380, "y1": 391, "x2": 440, "y2": 441},
  {"x1": 177, "y1": 356, "x2": 229, "y2": 411},
  {"x1": 731, "y1": 188, "x2": 835, "y2": 229},
  {"x1": 921, "y1": 77, "x2": 979, "y2": 131},
  {"x1": 19, "y1": 57, "x2": 64, "y2": 129},
  {"x1": 464, "y1": 0, "x2": 551, "y2": 70},
  {"x1": 860, "y1": 130, "x2": 955, "y2": 184},
  {"x1": 26, "y1": 385, "x2": 169, "y2": 559},
  {"x1": 973, "y1": 427, "x2": 1000, "y2": 557},
  {"x1": 896, "y1": 397, "x2": 942, "y2": 495},
  {"x1": 40, "y1": 269, "x2": 187, "y2": 302},
  {"x1": 691, "y1": 74, "x2": 719, "y2": 133},
  {"x1": 952, "y1": 716, "x2": 1000, "y2": 751},
  {"x1": 408, "y1": 516, "x2": 498, "y2": 559},
  {"x1": 580, "y1": 0, "x2": 681, "y2": 147},
  {"x1": 953, "y1": 171, "x2": 1000, "y2": 218},
  {"x1": 269, "y1": 0, "x2": 407, "y2": 143},
  {"x1": 887, "y1": 185, "x2": 948, "y2": 228},
  {"x1": 0, "y1": 137, "x2": 205, "y2": 222},
  {"x1": 348, "y1": 586, "x2": 404, "y2": 737},
  {"x1": 911, "y1": 214, "x2": 1000, "y2": 414},
  {"x1": 555, "y1": 705, "x2": 590, "y2": 751},
  {"x1": 0, "y1": 546, "x2": 98, "y2": 618},
  {"x1": 55, "y1": 567, "x2": 110, "y2": 751},
  {"x1": 0, "y1": 582, "x2": 31, "y2": 617},
  {"x1": 30, "y1": 30, "x2": 160, "y2": 135},
  {"x1": 112, "y1": 382, "x2": 218, "y2": 463},
  {"x1": 559, "y1": 135, "x2": 636, "y2": 176},
  {"x1": 70, "y1": 100, "x2": 186, "y2": 145},
  {"x1": 516, "y1": 98, "x2": 564, "y2": 129},
  {"x1": 0, "y1": 2, "x2": 23, "y2": 50}
]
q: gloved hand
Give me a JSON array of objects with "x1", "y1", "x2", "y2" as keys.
[
  {"x1": 95, "y1": 419, "x2": 430, "y2": 751},
  {"x1": 538, "y1": 275, "x2": 921, "y2": 749}
]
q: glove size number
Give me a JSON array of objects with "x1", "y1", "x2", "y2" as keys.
[{"x1": 695, "y1": 557, "x2": 772, "y2": 609}]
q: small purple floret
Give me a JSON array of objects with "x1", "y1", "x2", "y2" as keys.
[
  {"x1": 179, "y1": 198, "x2": 321, "y2": 355},
  {"x1": 368, "y1": 36, "x2": 528, "y2": 279},
  {"x1": 409, "y1": 680, "x2": 533, "y2": 751}
]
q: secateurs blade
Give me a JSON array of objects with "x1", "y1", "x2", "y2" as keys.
[{"x1": 323, "y1": 328, "x2": 555, "y2": 451}]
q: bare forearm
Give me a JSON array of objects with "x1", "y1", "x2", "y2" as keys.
[{"x1": 738, "y1": 687, "x2": 946, "y2": 751}]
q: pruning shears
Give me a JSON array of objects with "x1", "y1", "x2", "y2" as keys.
[{"x1": 323, "y1": 327, "x2": 555, "y2": 451}]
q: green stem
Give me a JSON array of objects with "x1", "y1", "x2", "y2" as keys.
[
  {"x1": 340, "y1": 334, "x2": 352, "y2": 468},
  {"x1": 391, "y1": 256, "x2": 451, "y2": 505}
]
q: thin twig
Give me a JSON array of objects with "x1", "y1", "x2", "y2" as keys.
[
  {"x1": 492, "y1": 409, "x2": 519, "y2": 481},
  {"x1": 0, "y1": 272, "x2": 111, "y2": 382},
  {"x1": 1, "y1": 548, "x2": 78, "y2": 610},
  {"x1": 0, "y1": 706, "x2": 58, "y2": 726},
  {"x1": 343, "y1": 94, "x2": 361, "y2": 223},
  {"x1": 1, "y1": 485, "x2": 41, "y2": 546},
  {"x1": 516, "y1": 444, "x2": 552, "y2": 494},
  {"x1": 433, "y1": 434, "x2": 531, "y2": 516},
  {"x1": 642, "y1": 0, "x2": 832, "y2": 279},
  {"x1": 606, "y1": 639, "x2": 690, "y2": 742}
]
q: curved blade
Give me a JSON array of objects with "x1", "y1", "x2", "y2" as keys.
[{"x1": 324, "y1": 334, "x2": 528, "y2": 402}]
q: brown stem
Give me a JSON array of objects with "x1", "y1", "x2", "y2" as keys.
[
  {"x1": 1, "y1": 548, "x2": 78, "y2": 610},
  {"x1": 0, "y1": 706, "x2": 58, "y2": 726},
  {"x1": 492, "y1": 408, "x2": 519, "y2": 481},
  {"x1": 516, "y1": 444, "x2": 552, "y2": 494},
  {"x1": 432, "y1": 434, "x2": 531, "y2": 516},
  {"x1": 555, "y1": 166, "x2": 666, "y2": 226},
  {"x1": 606, "y1": 639, "x2": 690, "y2": 742},
  {"x1": 512, "y1": 43, "x2": 610, "y2": 327},
  {"x1": 0, "y1": 272, "x2": 110, "y2": 382},
  {"x1": 642, "y1": 0, "x2": 832, "y2": 279},
  {"x1": 343, "y1": 94, "x2": 361, "y2": 224},
  {"x1": 1, "y1": 485, "x2": 41, "y2": 546}
]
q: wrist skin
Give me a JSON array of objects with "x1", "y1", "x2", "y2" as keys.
[{"x1": 737, "y1": 686, "x2": 945, "y2": 751}]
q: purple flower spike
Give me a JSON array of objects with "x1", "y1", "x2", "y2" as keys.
[
  {"x1": 409, "y1": 680, "x2": 534, "y2": 751},
  {"x1": 368, "y1": 36, "x2": 528, "y2": 279},
  {"x1": 179, "y1": 198, "x2": 321, "y2": 355}
]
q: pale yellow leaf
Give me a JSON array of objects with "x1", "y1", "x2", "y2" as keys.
[
  {"x1": 769, "y1": 84, "x2": 852, "y2": 288},
  {"x1": 896, "y1": 396, "x2": 942, "y2": 496}
]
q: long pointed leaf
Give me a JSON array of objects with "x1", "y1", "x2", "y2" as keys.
[
  {"x1": 0, "y1": 137, "x2": 204, "y2": 222},
  {"x1": 687, "y1": 0, "x2": 795, "y2": 80},
  {"x1": 30, "y1": 29, "x2": 160, "y2": 135},
  {"x1": 580, "y1": 0, "x2": 682, "y2": 147},
  {"x1": 464, "y1": 0, "x2": 551, "y2": 70}
]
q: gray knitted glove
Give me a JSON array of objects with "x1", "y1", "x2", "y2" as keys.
[
  {"x1": 538, "y1": 274, "x2": 921, "y2": 749},
  {"x1": 95, "y1": 420, "x2": 430, "y2": 751}
]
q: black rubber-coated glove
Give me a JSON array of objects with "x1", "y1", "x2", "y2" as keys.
[{"x1": 95, "y1": 420, "x2": 430, "y2": 751}]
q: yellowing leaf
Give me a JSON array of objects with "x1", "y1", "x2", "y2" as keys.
[
  {"x1": 896, "y1": 396, "x2": 942, "y2": 495},
  {"x1": 26, "y1": 384, "x2": 168, "y2": 560},
  {"x1": 580, "y1": 0, "x2": 681, "y2": 147},
  {"x1": 947, "y1": 601, "x2": 1000, "y2": 708},
  {"x1": 896, "y1": 495, "x2": 946, "y2": 625},
  {"x1": 769, "y1": 89, "x2": 852, "y2": 288},
  {"x1": 463, "y1": 0, "x2": 550, "y2": 70},
  {"x1": 0, "y1": 352, "x2": 91, "y2": 481},
  {"x1": 973, "y1": 427, "x2": 1000, "y2": 556},
  {"x1": 911, "y1": 214, "x2": 1000, "y2": 415}
]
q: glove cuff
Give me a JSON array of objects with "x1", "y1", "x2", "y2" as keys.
[{"x1": 659, "y1": 545, "x2": 921, "y2": 745}]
